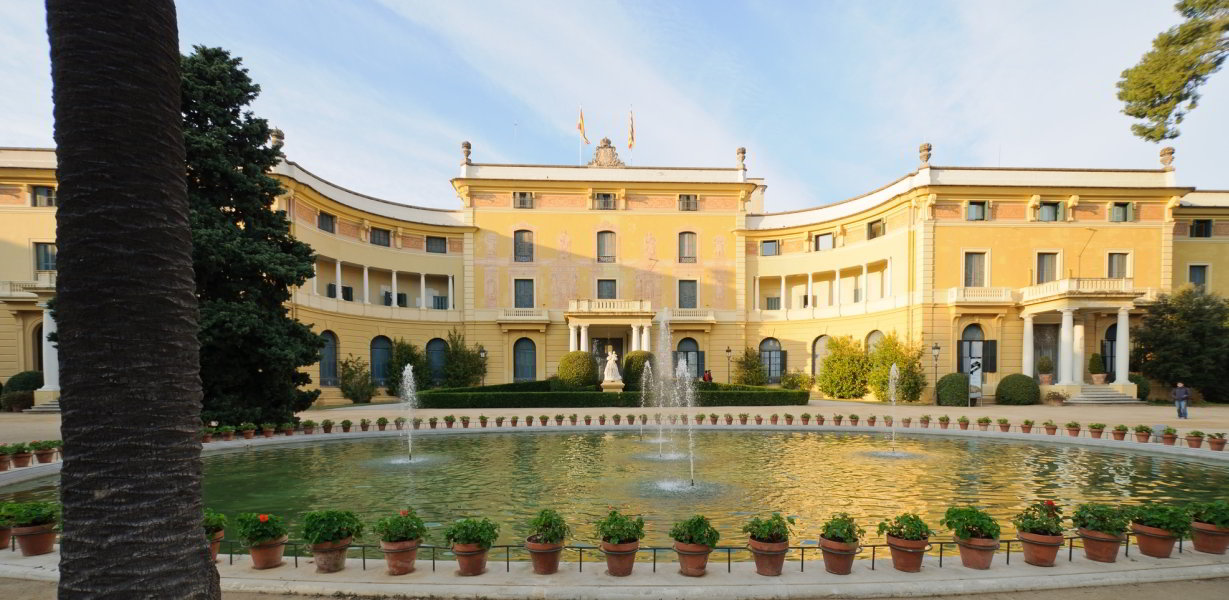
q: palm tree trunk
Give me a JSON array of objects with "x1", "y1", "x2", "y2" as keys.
[{"x1": 48, "y1": 1, "x2": 220, "y2": 597}]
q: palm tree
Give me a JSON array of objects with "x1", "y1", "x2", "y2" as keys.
[{"x1": 48, "y1": 1, "x2": 220, "y2": 597}]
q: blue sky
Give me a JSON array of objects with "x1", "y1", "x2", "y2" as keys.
[{"x1": 2, "y1": 1, "x2": 1226, "y2": 211}]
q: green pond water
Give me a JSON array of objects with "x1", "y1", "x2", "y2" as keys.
[{"x1": 3, "y1": 431, "x2": 1228, "y2": 556}]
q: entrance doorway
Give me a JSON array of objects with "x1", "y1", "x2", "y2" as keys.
[
  {"x1": 1101, "y1": 324, "x2": 1118, "y2": 383},
  {"x1": 1033, "y1": 324, "x2": 1059, "y2": 379}
]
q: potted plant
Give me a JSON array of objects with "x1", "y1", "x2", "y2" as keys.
[
  {"x1": 901, "y1": 416, "x2": 911, "y2": 428},
  {"x1": 203, "y1": 508, "x2": 227, "y2": 562},
  {"x1": 1043, "y1": 420, "x2": 1057, "y2": 435},
  {"x1": 374, "y1": 508, "x2": 426, "y2": 575},
  {"x1": 977, "y1": 416, "x2": 991, "y2": 431},
  {"x1": 525, "y1": 509, "x2": 569, "y2": 575},
  {"x1": 444, "y1": 517, "x2": 499, "y2": 576},
  {"x1": 755, "y1": 414, "x2": 764, "y2": 425},
  {"x1": 538, "y1": 415, "x2": 549, "y2": 426},
  {"x1": 598, "y1": 414, "x2": 606, "y2": 425},
  {"x1": 709, "y1": 413, "x2": 718, "y2": 425},
  {"x1": 1072, "y1": 503, "x2": 1127, "y2": 563},
  {"x1": 1111, "y1": 424, "x2": 1128, "y2": 440},
  {"x1": 1088, "y1": 353, "x2": 1107, "y2": 384},
  {"x1": 938, "y1": 415, "x2": 951, "y2": 429},
  {"x1": 884, "y1": 416, "x2": 893, "y2": 427},
  {"x1": 460, "y1": 415, "x2": 470, "y2": 428},
  {"x1": 480, "y1": 415, "x2": 489, "y2": 428},
  {"x1": 613, "y1": 414, "x2": 622, "y2": 425},
  {"x1": 280, "y1": 422, "x2": 294, "y2": 436},
  {"x1": 568, "y1": 414, "x2": 577, "y2": 425},
  {"x1": 356, "y1": 418, "x2": 368, "y2": 431},
  {"x1": 997, "y1": 418, "x2": 1010, "y2": 432},
  {"x1": 819, "y1": 512, "x2": 863, "y2": 575},
  {"x1": 301, "y1": 510, "x2": 362, "y2": 573},
  {"x1": 377, "y1": 417, "x2": 389, "y2": 431},
  {"x1": 1129, "y1": 502, "x2": 1190, "y2": 558},
  {"x1": 261, "y1": 422, "x2": 277, "y2": 437},
  {"x1": 428, "y1": 417, "x2": 438, "y2": 429},
  {"x1": 1089, "y1": 423, "x2": 1106, "y2": 439},
  {"x1": 877, "y1": 513, "x2": 932, "y2": 572},
  {"x1": 848, "y1": 413, "x2": 859, "y2": 426},
  {"x1": 395, "y1": 416, "x2": 407, "y2": 430},
  {"x1": 412, "y1": 417, "x2": 423, "y2": 429},
  {"x1": 1065, "y1": 421, "x2": 1080, "y2": 437},
  {"x1": 201, "y1": 427, "x2": 214, "y2": 443},
  {"x1": 7, "y1": 502, "x2": 58, "y2": 556},
  {"x1": 218, "y1": 426, "x2": 235, "y2": 442},
  {"x1": 867, "y1": 415, "x2": 877, "y2": 426},
  {"x1": 1132, "y1": 424, "x2": 1152, "y2": 442},
  {"x1": 1209, "y1": 432, "x2": 1227, "y2": 451},
  {"x1": 301, "y1": 420, "x2": 316, "y2": 434},
  {"x1": 1161, "y1": 426, "x2": 1178, "y2": 445},
  {"x1": 1013, "y1": 500, "x2": 1064, "y2": 567},
  {"x1": 783, "y1": 414, "x2": 794, "y2": 425},
  {"x1": 669, "y1": 514, "x2": 719, "y2": 577},
  {"x1": 1185, "y1": 430, "x2": 1204, "y2": 448},
  {"x1": 957, "y1": 416, "x2": 969, "y2": 430},
  {"x1": 940, "y1": 506, "x2": 1000, "y2": 570},
  {"x1": 833, "y1": 414, "x2": 844, "y2": 426},
  {"x1": 654, "y1": 413, "x2": 663, "y2": 424},
  {"x1": 1023, "y1": 419, "x2": 1037, "y2": 433},
  {"x1": 496, "y1": 416, "x2": 506, "y2": 427},
  {"x1": 527, "y1": 414, "x2": 536, "y2": 426},
  {"x1": 339, "y1": 420, "x2": 352, "y2": 433},
  {"x1": 237, "y1": 512, "x2": 288, "y2": 569},
  {"x1": 555, "y1": 414, "x2": 565, "y2": 425},
  {"x1": 639, "y1": 414, "x2": 649, "y2": 425},
  {"x1": 239, "y1": 422, "x2": 257, "y2": 439},
  {"x1": 582, "y1": 415, "x2": 591, "y2": 425},
  {"x1": 669, "y1": 414, "x2": 678, "y2": 425},
  {"x1": 1190, "y1": 500, "x2": 1229, "y2": 554},
  {"x1": 738, "y1": 413, "x2": 749, "y2": 425},
  {"x1": 321, "y1": 419, "x2": 334, "y2": 434},
  {"x1": 919, "y1": 415, "x2": 930, "y2": 428},
  {"x1": 1037, "y1": 355, "x2": 1054, "y2": 385},
  {"x1": 510, "y1": 416, "x2": 519, "y2": 427},
  {"x1": 743, "y1": 512, "x2": 794, "y2": 576},
  {"x1": 0, "y1": 445, "x2": 13, "y2": 471},
  {"x1": 596, "y1": 510, "x2": 645, "y2": 577}
]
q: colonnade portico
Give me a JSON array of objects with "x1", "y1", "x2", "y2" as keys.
[
  {"x1": 566, "y1": 321, "x2": 653, "y2": 353},
  {"x1": 1020, "y1": 302, "x2": 1136, "y2": 393}
]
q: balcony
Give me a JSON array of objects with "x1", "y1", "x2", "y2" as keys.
[
  {"x1": 670, "y1": 308, "x2": 714, "y2": 321},
  {"x1": 567, "y1": 299, "x2": 653, "y2": 314},
  {"x1": 947, "y1": 287, "x2": 1016, "y2": 304},
  {"x1": 292, "y1": 289, "x2": 461, "y2": 322},
  {"x1": 1020, "y1": 278, "x2": 1142, "y2": 303},
  {"x1": 0, "y1": 272, "x2": 57, "y2": 299},
  {"x1": 497, "y1": 307, "x2": 549, "y2": 321}
]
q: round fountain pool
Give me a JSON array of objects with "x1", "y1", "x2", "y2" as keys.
[{"x1": 3, "y1": 431, "x2": 1228, "y2": 551}]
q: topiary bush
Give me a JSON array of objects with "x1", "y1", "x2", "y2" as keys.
[
  {"x1": 556, "y1": 351, "x2": 598, "y2": 388},
  {"x1": 1088, "y1": 353, "x2": 1105, "y2": 376},
  {"x1": 1129, "y1": 373, "x2": 1151, "y2": 401},
  {"x1": 817, "y1": 335, "x2": 869, "y2": 398},
  {"x1": 1, "y1": 391, "x2": 35, "y2": 412},
  {"x1": 995, "y1": 373, "x2": 1040, "y2": 405},
  {"x1": 936, "y1": 373, "x2": 969, "y2": 406},
  {"x1": 621, "y1": 351, "x2": 654, "y2": 391},
  {"x1": 3, "y1": 371, "x2": 43, "y2": 393}
]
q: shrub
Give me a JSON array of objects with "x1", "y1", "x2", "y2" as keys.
[
  {"x1": 820, "y1": 513, "x2": 864, "y2": 544},
  {"x1": 995, "y1": 373, "x2": 1040, "y2": 405},
  {"x1": 1013, "y1": 501, "x2": 1064, "y2": 536},
  {"x1": 202, "y1": 508, "x2": 228, "y2": 535},
  {"x1": 780, "y1": 370, "x2": 815, "y2": 391},
  {"x1": 1044, "y1": 391, "x2": 1069, "y2": 404},
  {"x1": 621, "y1": 351, "x2": 654, "y2": 391},
  {"x1": 733, "y1": 347, "x2": 768, "y2": 386},
  {"x1": 1190, "y1": 500, "x2": 1229, "y2": 528},
  {"x1": 596, "y1": 510, "x2": 645, "y2": 544},
  {"x1": 936, "y1": 373, "x2": 969, "y2": 406},
  {"x1": 3, "y1": 371, "x2": 43, "y2": 393},
  {"x1": 2, "y1": 502, "x2": 58, "y2": 528},
  {"x1": 817, "y1": 336, "x2": 869, "y2": 398},
  {"x1": 386, "y1": 339, "x2": 430, "y2": 396},
  {"x1": 1129, "y1": 502, "x2": 1191, "y2": 537},
  {"x1": 940, "y1": 506, "x2": 1000, "y2": 540},
  {"x1": 557, "y1": 351, "x2": 599, "y2": 388},
  {"x1": 1, "y1": 391, "x2": 34, "y2": 413},
  {"x1": 374, "y1": 509, "x2": 427, "y2": 542},
  {"x1": 1037, "y1": 355, "x2": 1054, "y2": 375},
  {"x1": 867, "y1": 333, "x2": 926, "y2": 402},
  {"x1": 339, "y1": 355, "x2": 377, "y2": 403},
  {"x1": 1072, "y1": 504, "x2": 1127, "y2": 535},
  {"x1": 742, "y1": 513, "x2": 794, "y2": 543},
  {"x1": 877, "y1": 513, "x2": 932, "y2": 541},
  {"x1": 527, "y1": 509, "x2": 570, "y2": 545},
  {"x1": 1088, "y1": 353, "x2": 1106, "y2": 375},
  {"x1": 441, "y1": 328, "x2": 487, "y2": 388},
  {"x1": 669, "y1": 514, "x2": 720, "y2": 547},
  {"x1": 444, "y1": 517, "x2": 499, "y2": 548},
  {"x1": 1129, "y1": 373, "x2": 1151, "y2": 401},
  {"x1": 302, "y1": 510, "x2": 363, "y2": 544},
  {"x1": 236, "y1": 512, "x2": 288, "y2": 546}
]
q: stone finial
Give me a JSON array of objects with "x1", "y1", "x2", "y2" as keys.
[
  {"x1": 918, "y1": 142, "x2": 932, "y2": 168},
  {"x1": 461, "y1": 141, "x2": 472, "y2": 165},
  {"x1": 1160, "y1": 146, "x2": 1175, "y2": 171},
  {"x1": 270, "y1": 128, "x2": 284, "y2": 147},
  {"x1": 736, "y1": 147, "x2": 746, "y2": 170},
  {"x1": 587, "y1": 137, "x2": 625, "y2": 167}
]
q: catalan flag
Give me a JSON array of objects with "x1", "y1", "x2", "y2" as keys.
[
  {"x1": 628, "y1": 110, "x2": 635, "y2": 150},
  {"x1": 577, "y1": 108, "x2": 590, "y2": 144}
]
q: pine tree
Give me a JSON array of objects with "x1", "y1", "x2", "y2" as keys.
[{"x1": 182, "y1": 46, "x2": 322, "y2": 424}]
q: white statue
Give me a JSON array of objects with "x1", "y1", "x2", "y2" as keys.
[{"x1": 603, "y1": 350, "x2": 622, "y2": 382}]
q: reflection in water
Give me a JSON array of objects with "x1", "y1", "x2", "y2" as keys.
[{"x1": 4, "y1": 431, "x2": 1227, "y2": 558}]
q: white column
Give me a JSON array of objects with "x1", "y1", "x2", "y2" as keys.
[
  {"x1": 448, "y1": 275, "x2": 455, "y2": 309},
  {"x1": 38, "y1": 305, "x2": 59, "y2": 392},
  {"x1": 580, "y1": 325, "x2": 590, "y2": 353},
  {"x1": 1114, "y1": 307, "x2": 1130, "y2": 384},
  {"x1": 1058, "y1": 309, "x2": 1074, "y2": 385},
  {"x1": 642, "y1": 323, "x2": 651, "y2": 351},
  {"x1": 334, "y1": 260, "x2": 342, "y2": 298},
  {"x1": 362, "y1": 266, "x2": 370, "y2": 303},
  {"x1": 1072, "y1": 316, "x2": 1085, "y2": 385},
  {"x1": 806, "y1": 272, "x2": 813, "y2": 308},
  {"x1": 569, "y1": 325, "x2": 578, "y2": 352},
  {"x1": 1021, "y1": 313, "x2": 1034, "y2": 377},
  {"x1": 631, "y1": 325, "x2": 640, "y2": 351},
  {"x1": 419, "y1": 272, "x2": 426, "y2": 309},
  {"x1": 779, "y1": 276, "x2": 786, "y2": 310},
  {"x1": 310, "y1": 274, "x2": 318, "y2": 295},
  {"x1": 834, "y1": 272, "x2": 841, "y2": 305},
  {"x1": 391, "y1": 271, "x2": 398, "y2": 307}
]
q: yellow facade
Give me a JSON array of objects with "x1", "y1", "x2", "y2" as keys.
[{"x1": 3, "y1": 141, "x2": 1227, "y2": 405}]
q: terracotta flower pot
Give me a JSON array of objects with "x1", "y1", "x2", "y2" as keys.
[
  {"x1": 0, "y1": 527, "x2": 9, "y2": 551},
  {"x1": 0, "y1": 455, "x2": 9, "y2": 471},
  {"x1": 739, "y1": 416, "x2": 748, "y2": 424},
  {"x1": 816, "y1": 416, "x2": 826, "y2": 425},
  {"x1": 382, "y1": 538, "x2": 420, "y2": 575},
  {"x1": 201, "y1": 433, "x2": 213, "y2": 443},
  {"x1": 1211, "y1": 438, "x2": 1227, "y2": 451},
  {"x1": 998, "y1": 424, "x2": 1010, "y2": 432},
  {"x1": 978, "y1": 423, "x2": 988, "y2": 431},
  {"x1": 850, "y1": 417, "x2": 860, "y2": 426},
  {"x1": 1112, "y1": 430, "x2": 1126, "y2": 440},
  {"x1": 526, "y1": 537, "x2": 563, "y2": 575},
  {"x1": 1090, "y1": 428, "x2": 1104, "y2": 439},
  {"x1": 302, "y1": 426, "x2": 314, "y2": 435},
  {"x1": 1162, "y1": 434, "x2": 1177, "y2": 446},
  {"x1": 673, "y1": 541, "x2": 712, "y2": 577},
  {"x1": 920, "y1": 420, "x2": 929, "y2": 428},
  {"x1": 747, "y1": 537, "x2": 788, "y2": 576},
  {"x1": 311, "y1": 536, "x2": 352, "y2": 573},
  {"x1": 242, "y1": 430, "x2": 255, "y2": 439},
  {"x1": 1134, "y1": 432, "x2": 1150, "y2": 442},
  {"x1": 598, "y1": 416, "x2": 606, "y2": 425},
  {"x1": 601, "y1": 540, "x2": 639, "y2": 576},
  {"x1": 461, "y1": 421, "x2": 470, "y2": 428},
  {"x1": 1067, "y1": 427, "x2": 1080, "y2": 437},
  {"x1": 755, "y1": 416, "x2": 764, "y2": 424},
  {"x1": 323, "y1": 425, "x2": 333, "y2": 433},
  {"x1": 208, "y1": 530, "x2": 224, "y2": 562},
  {"x1": 784, "y1": 416, "x2": 793, "y2": 425},
  {"x1": 452, "y1": 543, "x2": 489, "y2": 576},
  {"x1": 13, "y1": 524, "x2": 56, "y2": 556},
  {"x1": 584, "y1": 417, "x2": 592, "y2": 425},
  {"x1": 249, "y1": 535, "x2": 287, "y2": 569},
  {"x1": 444, "y1": 422, "x2": 453, "y2": 429},
  {"x1": 1091, "y1": 374, "x2": 1107, "y2": 385},
  {"x1": 1039, "y1": 374, "x2": 1053, "y2": 385},
  {"x1": 709, "y1": 415, "x2": 718, "y2": 425},
  {"x1": 11, "y1": 453, "x2": 31, "y2": 468},
  {"x1": 819, "y1": 536, "x2": 857, "y2": 575},
  {"x1": 568, "y1": 418, "x2": 577, "y2": 425},
  {"x1": 1131, "y1": 523, "x2": 1177, "y2": 558},
  {"x1": 833, "y1": 416, "x2": 843, "y2": 425},
  {"x1": 282, "y1": 428, "x2": 293, "y2": 436},
  {"x1": 958, "y1": 422, "x2": 969, "y2": 430},
  {"x1": 885, "y1": 535, "x2": 928, "y2": 572},
  {"x1": 262, "y1": 428, "x2": 275, "y2": 438},
  {"x1": 1044, "y1": 425, "x2": 1057, "y2": 435},
  {"x1": 1021, "y1": 425, "x2": 1033, "y2": 433},
  {"x1": 361, "y1": 423, "x2": 371, "y2": 431},
  {"x1": 378, "y1": 423, "x2": 388, "y2": 431},
  {"x1": 1192, "y1": 521, "x2": 1229, "y2": 555},
  {"x1": 955, "y1": 536, "x2": 998, "y2": 569},
  {"x1": 1077, "y1": 528, "x2": 1121, "y2": 563},
  {"x1": 395, "y1": 422, "x2": 405, "y2": 430},
  {"x1": 939, "y1": 421, "x2": 950, "y2": 429},
  {"x1": 801, "y1": 416, "x2": 811, "y2": 425},
  {"x1": 868, "y1": 417, "x2": 877, "y2": 426},
  {"x1": 1018, "y1": 531, "x2": 1063, "y2": 567},
  {"x1": 1186, "y1": 436, "x2": 1204, "y2": 448},
  {"x1": 770, "y1": 415, "x2": 779, "y2": 424},
  {"x1": 725, "y1": 416, "x2": 733, "y2": 424},
  {"x1": 222, "y1": 432, "x2": 235, "y2": 441}
]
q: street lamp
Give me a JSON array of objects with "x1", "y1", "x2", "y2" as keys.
[
  {"x1": 725, "y1": 346, "x2": 733, "y2": 384},
  {"x1": 931, "y1": 343, "x2": 941, "y2": 403},
  {"x1": 478, "y1": 347, "x2": 487, "y2": 386}
]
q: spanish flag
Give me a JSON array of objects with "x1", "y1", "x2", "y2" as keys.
[
  {"x1": 628, "y1": 110, "x2": 635, "y2": 150},
  {"x1": 577, "y1": 108, "x2": 590, "y2": 144}
]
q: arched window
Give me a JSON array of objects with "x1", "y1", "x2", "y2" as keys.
[
  {"x1": 812, "y1": 335, "x2": 830, "y2": 376},
  {"x1": 678, "y1": 232, "x2": 697, "y2": 263},
  {"x1": 33, "y1": 324, "x2": 44, "y2": 372},
  {"x1": 514, "y1": 230, "x2": 533, "y2": 262},
  {"x1": 865, "y1": 330, "x2": 885, "y2": 353},
  {"x1": 759, "y1": 338, "x2": 784, "y2": 384},
  {"x1": 596, "y1": 231, "x2": 616, "y2": 262},
  {"x1": 676, "y1": 337, "x2": 702, "y2": 379},
  {"x1": 319, "y1": 331, "x2": 339, "y2": 386},
  {"x1": 426, "y1": 338, "x2": 448, "y2": 385},
  {"x1": 513, "y1": 337, "x2": 536, "y2": 382},
  {"x1": 370, "y1": 336, "x2": 392, "y2": 387},
  {"x1": 959, "y1": 324, "x2": 984, "y2": 375}
]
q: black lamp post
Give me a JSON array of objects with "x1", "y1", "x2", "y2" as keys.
[
  {"x1": 725, "y1": 346, "x2": 733, "y2": 384},
  {"x1": 931, "y1": 342, "x2": 940, "y2": 403},
  {"x1": 478, "y1": 347, "x2": 487, "y2": 386}
]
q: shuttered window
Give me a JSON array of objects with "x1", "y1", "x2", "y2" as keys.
[
  {"x1": 678, "y1": 280, "x2": 697, "y2": 309},
  {"x1": 597, "y1": 279, "x2": 616, "y2": 299},
  {"x1": 678, "y1": 232, "x2": 697, "y2": 262},
  {"x1": 514, "y1": 230, "x2": 533, "y2": 262},
  {"x1": 597, "y1": 231, "x2": 616, "y2": 262},
  {"x1": 514, "y1": 279, "x2": 534, "y2": 308}
]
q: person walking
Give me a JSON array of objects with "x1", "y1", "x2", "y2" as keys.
[{"x1": 1172, "y1": 382, "x2": 1191, "y2": 419}]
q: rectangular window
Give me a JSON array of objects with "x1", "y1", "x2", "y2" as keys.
[
  {"x1": 678, "y1": 280, "x2": 697, "y2": 309},
  {"x1": 1191, "y1": 219, "x2": 1213, "y2": 238},
  {"x1": 432, "y1": 295, "x2": 449, "y2": 310},
  {"x1": 764, "y1": 296, "x2": 781, "y2": 310},
  {"x1": 317, "y1": 212, "x2": 336, "y2": 233},
  {"x1": 514, "y1": 279, "x2": 534, "y2": 308},
  {"x1": 514, "y1": 191, "x2": 533, "y2": 209},
  {"x1": 1038, "y1": 202, "x2": 1060, "y2": 222},
  {"x1": 1107, "y1": 253, "x2": 1128, "y2": 278},
  {"x1": 396, "y1": 292, "x2": 407, "y2": 307},
  {"x1": 814, "y1": 233, "x2": 833, "y2": 251},
  {"x1": 370, "y1": 228, "x2": 391, "y2": 247},
  {"x1": 1190, "y1": 265, "x2": 1208, "y2": 290},
  {"x1": 341, "y1": 286, "x2": 354, "y2": 302},
  {"x1": 1110, "y1": 203, "x2": 1130, "y2": 223},
  {"x1": 30, "y1": 186, "x2": 56, "y2": 207},
  {"x1": 761, "y1": 240, "x2": 779, "y2": 256},
  {"x1": 1037, "y1": 252, "x2": 1058, "y2": 283},
  {"x1": 597, "y1": 279, "x2": 617, "y2": 299},
  {"x1": 867, "y1": 219, "x2": 885, "y2": 239},
  {"x1": 426, "y1": 236, "x2": 447, "y2": 254},
  {"x1": 34, "y1": 243, "x2": 56, "y2": 271},
  {"x1": 678, "y1": 194, "x2": 698, "y2": 211},
  {"x1": 326, "y1": 283, "x2": 337, "y2": 298},
  {"x1": 597, "y1": 231, "x2": 616, "y2": 262},
  {"x1": 595, "y1": 193, "x2": 616, "y2": 210},
  {"x1": 678, "y1": 232, "x2": 697, "y2": 263},
  {"x1": 514, "y1": 230, "x2": 533, "y2": 262},
  {"x1": 963, "y1": 252, "x2": 986, "y2": 287},
  {"x1": 966, "y1": 202, "x2": 986, "y2": 221}
]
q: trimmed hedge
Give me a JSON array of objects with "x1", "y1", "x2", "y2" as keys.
[
  {"x1": 621, "y1": 351, "x2": 654, "y2": 391},
  {"x1": 936, "y1": 373, "x2": 970, "y2": 406},
  {"x1": 416, "y1": 389, "x2": 808, "y2": 409},
  {"x1": 994, "y1": 373, "x2": 1040, "y2": 405},
  {"x1": 1129, "y1": 373, "x2": 1151, "y2": 401},
  {"x1": 1, "y1": 390, "x2": 34, "y2": 412},
  {"x1": 427, "y1": 380, "x2": 553, "y2": 394},
  {"x1": 557, "y1": 351, "x2": 598, "y2": 388},
  {"x1": 3, "y1": 371, "x2": 43, "y2": 394}
]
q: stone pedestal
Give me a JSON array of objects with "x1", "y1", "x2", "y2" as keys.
[{"x1": 600, "y1": 380, "x2": 625, "y2": 393}]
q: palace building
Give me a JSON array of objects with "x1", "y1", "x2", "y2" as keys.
[{"x1": 2, "y1": 139, "x2": 1227, "y2": 408}]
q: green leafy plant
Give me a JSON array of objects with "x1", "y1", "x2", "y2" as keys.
[
  {"x1": 733, "y1": 347, "x2": 769, "y2": 386},
  {"x1": 1211, "y1": 432, "x2": 1227, "y2": 440},
  {"x1": 1188, "y1": 430, "x2": 1205, "y2": 437},
  {"x1": 936, "y1": 373, "x2": 970, "y2": 406},
  {"x1": 1089, "y1": 423, "x2": 1106, "y2": 430},
  {"x1": 817, "y1": 336, "x2": 870, "y2": 398},
  {"x1": 742, "y1": 512, "x2": 794, "y2": 543},
  {"x1": 1012, "y1": 501, "x2": 1064, "y2": 536},
  {"x1": 202, "y1": 508, "x2": 228, "y2": 535},
  {"x1": 444, "y1": 415, "x2": 456, "y2": 425},
  {"x1": 1190, "y1": 500, "x2": 1229, "y2": 528},
  {"x1": 557, "y1": 351, "x2": 599, "y2": 388},
  {"x1": 1065, "y1": 421, "x2": 1080, "y2": 429},
  {"x1": 395, "y1": 416, "x2": 407, "y2": 426},
  {"x1": 300, "y1": 419, "x2": 316, "y2": 429},
  {"x1": 847, "y1": 413, "x2": 858, "y2": 420},
  {"x1": 527, "y1": 508, "x2": 570, "y2": 545},
  {"x1": 820, "y1": 512, "x2": 864, "y2": 544},
  {"x1": 321, "y1": 419, "x2": 334, "y2": 428},
  {"x1": 1134, "y1": 424, "x2": 1153, "y2": 434},
  {"x1": 996, "y1": 418, "x2": 1009, "y2": 425},
  {"x1": 1163, "y1": 426, "x2": 1177, "y2": 435},
  {"x1": 339, "y1": 354, "x2": 377, "y2": 403},
  {"x1": 938, "y1": 415, "x2": 950, "y2": 423},
  {"x1": 302, "y1": 510, "x2": 363, "y2": 544},
  {"x1": 1114, "y1": 424, "x2": 1129, "y2": 432},
  {"x1": 215, "y1": 426, "x2": 235, "y2": 435},
  {"x1": 940, "y1": 506, "x2": 1000, "y2": 540},
  {"x1": 1037, "y1": 355, "x2": 1054, "y2": 375},
  {"x1": 1072, "y1": 503, "x2": 1128, "y2": 535},
  {"x1": 280, "y1": 422, "x2": 294, "y2": 431},
  {"x1": 669, "y1": 514, "x2": 720, "y2": 547},
  {"x1": 1088, "y1": 353, "x2": 1106, "y2": 375},
  {"x1": 977, "y1": 417, "x2": 991, "y2": 424},
  {"x1": 361, "y1": 418, "x2": 372, "y2": 427},
  {"x1": 236, "y1": 512, "x2": 288, "y2": 546},
  {"x1": 444, "y1": 517, "x2": 499, "y2": 548},
  {"x1": 596, "y1": 510, "x2": 646, "y2": 544},
  {"x1": 373, "y1": 509, "x2": 427, "y2": 543},
  {"x1": 428, "y1": 417, "x2": 438, "y2": 427},
  {"x1": 339, "y1": 419, "x2": 352, "y2": 429},
  {"x1": 995, "y1": 373, "x2": 1040, "y2": 405},
  {"x1": 957, "y1": 416, "x2": 970, "y2": 424},
  {"x1": 1129, "y1": 502, "x2": 1191, "y2": 537},
  {"x1": 1023, "y1": 419, "x2": 1035, "y2": 426},
  {"x1": 260, "y1": 422, "x2": 277, "y2": 431},
  {"x1": 780, "y1": 369, "x2": 815, "y2": 391},
  {"x1": 238, "y1": 422, "x2": 257, "y2": 431},
  {"x1": 3, "y1": 502, "x2": 58, "y2": 528},
  {"x1": 1043, "y1": 419, "x2": 1056, "y2": 427},
  {"x1": 377, "y1": 417, "x2": 389, "y2": 426},
  {"x1": 877, "y1": 513, "x2": 932, "y2": 541}
]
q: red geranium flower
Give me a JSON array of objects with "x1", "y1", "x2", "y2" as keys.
[
  {"x1": 1044, "y1": 500, "x2": 1056, "y2": 507},
  {"x1": 399, "y1": 510, "x2": 408, "y2": 517},
  {"x1": 258, "y1": 514, "x2": 269, "y2": 523}
]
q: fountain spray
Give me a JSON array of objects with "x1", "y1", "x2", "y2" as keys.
[
  {"x1": 400, "y1": 364, "x2": 417, "y2": 461},
  {"x1": 889, "y1": 363, "x2": 899, "y2": 455},
  {"x1": 676, "y1": 358, "x2": 697, "y2": 487}
]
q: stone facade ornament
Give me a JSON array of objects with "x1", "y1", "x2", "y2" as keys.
[
  {"x1": 736, "y1": 147, "x2": 746, "y2": 170},
  {"x1": 588, "y1": 138, "x2": 625, "y2": 168},
  {"x1": 270, "y1": 128, "x2": 284, "y2": 147},
  {"x1": 918, "y1": 142, "x2": 932, "y2": 168},
  {"x1": 461, "y1": 141, "x2": 472, "y2": 165},
  {"x1": 1160, "y1": 146, "x2": 1174, "y2": 171}
]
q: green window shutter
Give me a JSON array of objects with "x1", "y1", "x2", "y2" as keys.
[{"x1": 984, "y1": 341, "x2": 997, "y2": 373}]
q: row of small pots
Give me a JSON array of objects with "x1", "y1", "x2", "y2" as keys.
[{"x1": 0, "y1": 441, "x2": 62, "y2": 471}]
